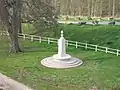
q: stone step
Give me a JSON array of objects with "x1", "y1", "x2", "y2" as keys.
[{"x1": 41, "y1": 57, "x2": 83, "y2": 68}]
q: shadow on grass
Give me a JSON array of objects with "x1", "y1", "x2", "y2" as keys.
[
  {"x1": 23, "y1": 46, "x2": 57, "y2": 53},
  {"x1": 23, "y1": 46, "x2": 41, "y2": 52}
]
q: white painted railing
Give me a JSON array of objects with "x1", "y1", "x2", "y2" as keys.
[
  {"x1": 1, "y1": 31, "x2": 120, "y2": 56},
  {"x1": 18, "y1": 33, "x2": 120, "y2": 56}
]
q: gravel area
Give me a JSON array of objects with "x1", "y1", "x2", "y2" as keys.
[{"x1": 0, "y1": 73, "x2": 33, "y2": 90}]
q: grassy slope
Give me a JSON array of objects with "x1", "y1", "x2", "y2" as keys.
[
  {"x1": 0, "y1": 36, "x2": 120, "y2": 90},
  {"x1": 60, "y1": 25, "x2": 120, "y2": 49},
  {"x1": 22, "y1": 24, "x2": 120, "y2": 49}
]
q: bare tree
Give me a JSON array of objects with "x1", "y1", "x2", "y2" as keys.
[{"x1": 52, "y1": 0, "x2": 120, "y2": 18}]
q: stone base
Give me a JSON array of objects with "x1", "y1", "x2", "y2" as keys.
[
  {"x1": 53, "y1": 54, "x2": 71, "y2": 60},
  {"x1": 41, "y1": 57, "x2": 83, "y2": 68}
]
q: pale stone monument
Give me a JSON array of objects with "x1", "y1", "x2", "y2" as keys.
[{"x1": 41, "y1": 31, "x2": 83, "y2": 68}]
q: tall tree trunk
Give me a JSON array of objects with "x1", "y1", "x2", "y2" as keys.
[
  {"x1": 0, "y1": 0, "x2": 22, "y2": 53},
  {"x1": 99, "y1": 0, "x2": 103, "y2": 17},
  {"x1": 112, "y1": 0, "x2": 115, "y2": 17},
  {"x1": 9, "y1": 0, "x2": 21, "y2": 53},
  {"x1": 8, "y1": 26, "x2": 21, "y2": 53},
  {"x1": 108, "y1": 0, "x2": 112, "y2": 16},
  {"x1": 87, "y1": 0, "x2": 91, "y2": 17}
]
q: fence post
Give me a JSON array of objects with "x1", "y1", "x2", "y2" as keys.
[
  {"x1": 23, "y1": 34, "x2": 26, "y2": 40},
  {"x1": 117, "y1": 50, "x2": 119, "y2": 56},
  {"x1": 85, "y1": 43, "x2": 87, "y2": 49},
  {"x1": 39, "y1": 36, "x2": 41, "y2": 43},
  {"x1": 31, "y1": 35, "x2": 33, "y2": 41},
  {"x1": 48, "y1": 38, "x2": 50, "y2": 44},
  {"x1": 95, "y1": 45, "x2": 97, "y2": 52},
  {"x1": 76, "y1": 41, "x2": 78, "y2": 48},
  {"x1": 106, "y1": 47, "x2": 108, "y2": 53}
]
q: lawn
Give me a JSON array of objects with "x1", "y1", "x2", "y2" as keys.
[{"x1": 0, "y1": 35, "x2": 120, "y2": 90}]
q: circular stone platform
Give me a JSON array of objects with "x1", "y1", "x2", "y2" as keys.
[{"x1": 41, "y1": 57, "x2": 83, "y2": 68}]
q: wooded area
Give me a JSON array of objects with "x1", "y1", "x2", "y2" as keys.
[{"x1": 53, "y1": 0, "x2": 120, "y2": 17}]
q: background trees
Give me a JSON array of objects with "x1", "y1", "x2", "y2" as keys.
[{"x1": 53, "y1": 0, "x2": 120, "y2": 17}]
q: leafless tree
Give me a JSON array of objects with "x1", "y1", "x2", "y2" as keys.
[{"x1": 53, "y1": 0, "x2": 120, "y2": 18}]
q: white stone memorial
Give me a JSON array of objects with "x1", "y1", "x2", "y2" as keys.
[{"x1": 41, "y1": 31, "x2": 83, "y2": 68}]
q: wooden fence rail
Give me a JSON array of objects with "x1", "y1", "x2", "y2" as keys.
[{"x1": 1, "y1": 31, "x2": 120, "y2": 56}]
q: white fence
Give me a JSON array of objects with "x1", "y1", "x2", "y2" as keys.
[
  {"x1": 0, "y1": 31, "x2": 120, "y2": 56},
  {"x1": 17, "y1": 33, "x2": 120, "y2": 56}
]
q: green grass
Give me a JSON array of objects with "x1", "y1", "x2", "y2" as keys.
[
  {"x1": 0, "y1": 36, "x2": 120, "y2": 90},
  {"x1": 22, "y1": 23, "x2": 120, "y2": 49},
  {"x1": 59, "y1": 25, "x2": 120, "y2": 49}
]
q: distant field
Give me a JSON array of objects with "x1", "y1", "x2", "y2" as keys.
[{"x1": 0, "y1": 36, "x2": 120, "y2": 90}]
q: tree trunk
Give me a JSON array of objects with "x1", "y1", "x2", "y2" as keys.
[
  {"x1": 10, "y1": 0, "x2": 21, "y2": 52},
  {"x1": 87, "y1": 0, "x2": 91, "y2": 17},
  {"x1": 0, "y1": 0, "x2": 21, "y2": 53},
  {"x1": 112, "y1": 0, "x2": 115, "y2": 17},
  {"x1": 9, "y1": 28, "x2": 21, "y2": 53},
  {"x1": 8, "y1": 13, "x2": 21, "y2": 53},
  {"x1": 7, "y1": 0, "x2": 22, "y2": 53},
  {"x1": 108, "y1": 0, "x2": 112, "y2": 16}
]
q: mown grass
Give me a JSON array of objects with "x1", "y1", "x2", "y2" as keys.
[{"x1": 0, "y1": 35, "x2": 120, "y2": 90}]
